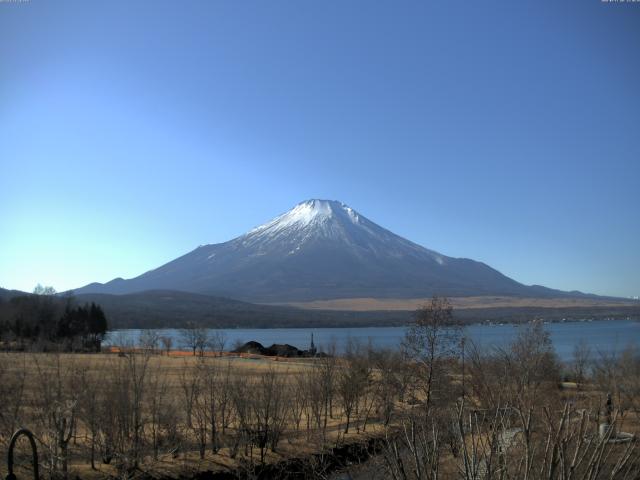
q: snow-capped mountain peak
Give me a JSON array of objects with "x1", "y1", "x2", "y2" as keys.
[
  {"x1": 235, "y1": 199, "x2": 447, "y2": 266},
  {"x1": 73, "y1": 199, "x2": 543, "y2": 302},
  {"x1": 248, "y1": 199, "x2": 356, "y2": 233},
  {"x1": 241, "y1": 199, "x2": 400, "y2": 253}
]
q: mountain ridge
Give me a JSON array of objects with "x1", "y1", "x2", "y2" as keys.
[{"x1": 72, "y1": 199, "x2": 596, "y2": 302}]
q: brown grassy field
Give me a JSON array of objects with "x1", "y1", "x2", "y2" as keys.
[
  {"x1": 3, "y1": 321, "x2": 640, "y2": 480},
  {"x1": 273, "y1": 295, "x2": 639, "y2": 311},
  {"x1": 0, "y1": 350, "x2": 389, "y2": 480}
]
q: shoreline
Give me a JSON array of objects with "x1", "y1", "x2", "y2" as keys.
[{"x1": 105, "y1": 314, "x2": 640, "y2": 331}]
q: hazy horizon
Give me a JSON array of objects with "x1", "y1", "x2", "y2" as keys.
[{"x1": 1, "y1": 1, "x2": 639, "y2": 297}]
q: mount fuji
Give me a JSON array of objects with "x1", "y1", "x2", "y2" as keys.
[{"x1": 74, "y1": 199, "x2": 579, "y2": 302}]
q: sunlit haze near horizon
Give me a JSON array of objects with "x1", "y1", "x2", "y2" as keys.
[{"x1": 1, "y1": 1, "x2": 639, "y2": 298}]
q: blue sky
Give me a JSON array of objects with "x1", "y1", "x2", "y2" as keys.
[{"x1": 1, "y1": 0, "x2": 639, "y2": 297}]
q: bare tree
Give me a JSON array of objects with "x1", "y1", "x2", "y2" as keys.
[
  {"x1": 217, "y1": 360, "x2": 233, "y2": 436},
  {"x1": 454, "y1": 400, "x2": 640, "y2": 480},
  {"x1": 337, "y1": 340, "x2": 374, "y2": 433},
  {"x1": 160, "y1": 335, "x2": 173, "y2": 355},
  {"x1": 372, "y1": 348, "x2": 406, "y2": 426},
  {"x1": 147, "y1": 360, "x2": 171, "y2": 461},
  {"x1": 249, "y1": 368, "x2": 288, "y2": 463},
  {"x1": 229, "y1": 375, "x2": 251, "y2": 459},
  {"x1": 77, "y1": 366, "x2": 102, "y2": 469},
  {"x1": 190, "y1": 364, "x2": 209, "y2": 459},
  {"x1": 572, "y1": 339, "x2": 591, "y2": 390},
  {"x1": 316, "y1": 343, "x2": 338, "y2": 442},
  {"x1": 466, "y1": 341, "x2": 508, "y2": 409},
  {"x1": 179, "y1": 358, "x2": 200, "y2": 437},
  {"x1": 99, "y1": 350, "x2": 152, "y2": 472},
  {"x1": 506, "y1": 321, "x2": 560, "y2": 411},
  {"x1": 127, "y1": 350, "x2": 151, "y2": 468},
  {"x1": 208, "y1": 330, "x2": 227, "y2": 355},
  {"x1": 607, "y1": 345, "x2": 640, "y2": 424},
  {"x1": 403, "y1": 297, "x2": 461, "y2": 412},
  {"x1": 305, "y1": 365, "x2": 325, "y2": 439},
  {"x1": 32, "y1": 354, "x2": 79, "y2": 479},
  {"x1": 199, "y1": 359, "x2": 224, "y2": 454},
  {"x1": 290, "y1": 371, "x2": 309, "y2": 432},
  {"x1": 382, "y1": 406, "x2": 442, "y2": 480},
  {"x1": 180, "y1": 322, "x2": 209, "y2": 356},
  {"x1": 139, "y1": 329, "x2": 160, "y2": 354}
]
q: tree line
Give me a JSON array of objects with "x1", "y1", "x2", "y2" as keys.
[{"x1": 0, "y1": 285, "x2": 108, "y2": 351}]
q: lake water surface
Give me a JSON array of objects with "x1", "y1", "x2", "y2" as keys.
[{"x1": 106, "y1": 319, "x2": 640, "y2": 362}]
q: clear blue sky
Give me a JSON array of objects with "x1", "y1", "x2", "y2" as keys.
[{"x1": 1, "y1": 0, "x2": 639, "y2": 297}]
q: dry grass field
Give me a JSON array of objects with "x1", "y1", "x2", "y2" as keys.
[
  {"x1": 0, "y1": 350, "x2": 392, "y2": 480},
  {"x1": 274, "y1": 295, "x2": 639, "y2": 311}
]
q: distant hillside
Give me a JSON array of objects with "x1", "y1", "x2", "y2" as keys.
[
  {"x1": 74, "y1": 290, "x2": 407, "y2": 329},
  {"x1": 279, "y1": 296, "x2": 637, "y2": 311},
  {"x1": 0, "y1": 287, "x2": 29, "y2": 301},
  {"x1": 75, "y1": 290, "x2": 640, "y2": 329},
  {"x1": 3, "y1": 287, "x2": 638, "y2": 329}
]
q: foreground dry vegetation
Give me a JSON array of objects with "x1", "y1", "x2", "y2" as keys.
[
  {"x1": 2, "y1": 298, "x2": 640, "y2": 480},
  {"x1": 0, "y1": 345, "x2": 401, "y2": 480}
]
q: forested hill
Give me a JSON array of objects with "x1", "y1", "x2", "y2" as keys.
[
  {"x1": 74, "y1": 290, "x2": 407, "y2": 329},
  {"x1": 72, "y1": 290, "x2": 640, "y2": 329},
  {"x1": 0, "y1": 287, "x2": 27, "y2": 301},
  {"x1": 2, "y1": 288, "x2": 638, "y2": 330}
]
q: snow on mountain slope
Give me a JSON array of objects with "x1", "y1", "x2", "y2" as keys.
[
  {"x1": 73, "y1": 199, "x2": 572, "y2": 301},
  {"x1": 236, "y1": 199, "x2": 444, "y2": 263}
]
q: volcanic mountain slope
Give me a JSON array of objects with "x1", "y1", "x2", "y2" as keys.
[{"x1": 74, "y1": 199, "x2": 585, "y2": 302}]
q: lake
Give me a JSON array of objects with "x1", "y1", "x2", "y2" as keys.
[{"x1": 105, "y1": 319, "x2": 640, "y2": 362}]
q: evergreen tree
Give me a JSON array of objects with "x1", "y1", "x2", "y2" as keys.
[{"x1": 0, "y1": 295, "x2": 108, "y2": 351}]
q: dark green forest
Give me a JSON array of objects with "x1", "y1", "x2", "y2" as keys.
[{"x1": 0, "y1": 288, "x2": 108, "y2": 351}]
